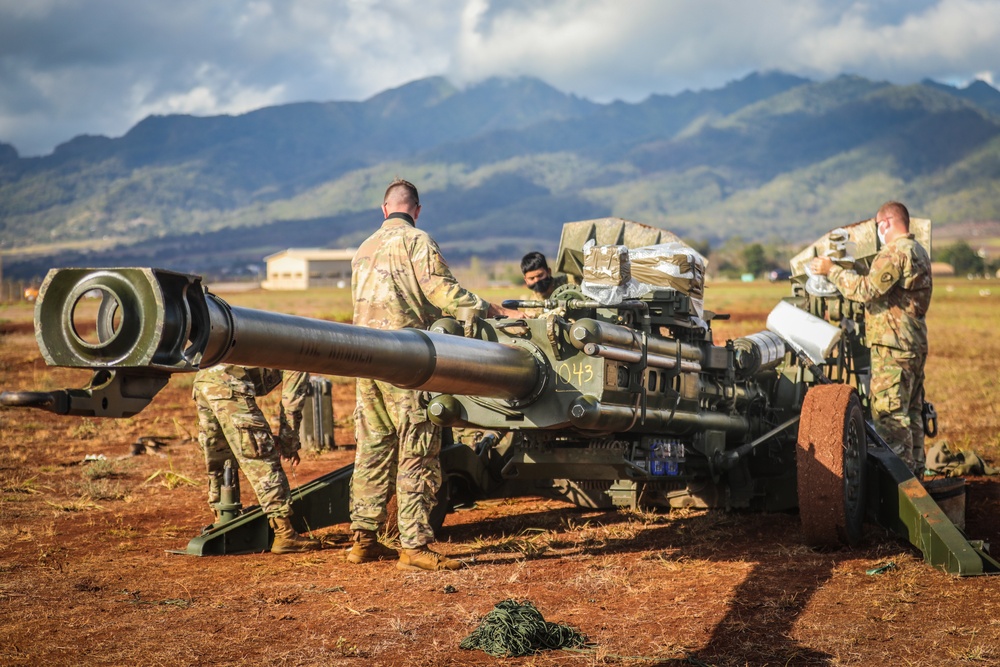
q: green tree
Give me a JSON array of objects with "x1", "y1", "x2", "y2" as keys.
[
  {"x1": 937, "y1": 241, "x2": 985, "y2": 276},
  {"x1": 742, "y1": 243, "x2": 767, "y2": 277}
]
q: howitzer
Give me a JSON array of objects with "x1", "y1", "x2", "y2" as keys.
[{"x1": 2, "y1": 217, "x2": 996, "y2": 575}]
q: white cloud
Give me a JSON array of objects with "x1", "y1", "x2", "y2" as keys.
[
  {"x1": 0, "y1": 0, "x2": 998, "y2": 156},
  {"x1": 789, "y1": 0, "x2": 1000, "y2": 82},
  {"x1": 972, "y1": 71, "x2": 995, "y2": 87}
]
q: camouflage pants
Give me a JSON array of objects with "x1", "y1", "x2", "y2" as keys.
[
  {"x1": 351, "y1": 379, "x2": 442, "y2": 549},
  {"x1": 870, "y1": 345, "x2": 926, "y2": 473},
  {"x1": 193, "y1": 377, "x2": 292, "y2": 518}
]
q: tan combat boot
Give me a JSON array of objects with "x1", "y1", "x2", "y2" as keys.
[
  {"x1": 346, "y1": 530, "x2": 398, "y2": 564},
  {"x1": 397, "y1": 547, "x2": 462, "y2": 571},
  {"x1": 269, "y1": 516, "x2": 321, "y2": 554}
]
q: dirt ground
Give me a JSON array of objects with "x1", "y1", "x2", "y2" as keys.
[{"x1": 3, "y1": 305, "x2": 1000, "y2": 667}]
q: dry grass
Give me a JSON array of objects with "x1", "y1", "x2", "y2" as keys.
[{"x1": 143, "y1": 463, "x2": 197, "y2": 489}]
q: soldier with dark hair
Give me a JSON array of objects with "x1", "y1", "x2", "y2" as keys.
[
  {"x1": 809, "y1": 201, "x2": 933, "y2": 475},
  {"x1": 193, "y1": 365, "x2": 321, "y2": 553},
  {"x1": 520, "y1": 251, "x2": 566, "y2": 299},
  {"x1": 349, "y1": 179, "x2": 525, "y2": 571}
]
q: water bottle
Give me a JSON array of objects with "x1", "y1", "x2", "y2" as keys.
[
  {"x1": 664, "y1": 439, "x2": 679, "y2": 476},
  {"x1": 650, "y1": 440, "x2": 664, "y2": 476},
  {"x1": 662, "y1": 439, "x2": 686, "y2": 476}
]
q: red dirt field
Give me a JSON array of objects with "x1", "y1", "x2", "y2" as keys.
[{"x1": 3, "y1": 300, "x2": 1000, "y2": 666}]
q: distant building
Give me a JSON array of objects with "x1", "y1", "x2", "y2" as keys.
[
  {"x1": 930, "y1": 262, "x2": 955, "y2": 277},
  {"x1": 261, "y1": 248, "x2": 356, "y2": 290}
]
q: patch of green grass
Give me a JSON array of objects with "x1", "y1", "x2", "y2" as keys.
[
  {"x1": 79, "y1": 479, "x2": 129, "y2": 501},
  {"x1": 82, "y1": 458, "x2": 129, "y2": 480},
  {"x1": 70, "y1": 419, "x2": 99, "y2": 439}
]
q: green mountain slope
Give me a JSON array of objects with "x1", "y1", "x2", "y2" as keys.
[{"x1": 2, "y1": 71, "x2": 999, "y2": 280}]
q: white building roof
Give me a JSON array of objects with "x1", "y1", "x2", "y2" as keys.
[{"x1": 264, "y1": 248, "x2": 357, "y2": 261}]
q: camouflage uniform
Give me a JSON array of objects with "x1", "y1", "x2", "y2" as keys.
[
  {"x1": 351, "y1": 211, "x2": 486, "y2": 549},
  {"x1": 193, "y1": 365, "x2": 308, "y2": 518},
  {"x1": 828, "y1": 234, "x2": 932, "y2": 472}
]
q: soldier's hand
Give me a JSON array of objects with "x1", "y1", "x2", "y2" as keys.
[
  {"x1": 488, "y1": 302, "x2": 528, "y2": 319},
  {"x1": 282, "y1": 451, "x2": 301, "y2": 468}
]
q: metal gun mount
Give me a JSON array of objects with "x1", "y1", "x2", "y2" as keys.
[{"x1": 2, "y1": 217, "x2": 993, "y2": 575}]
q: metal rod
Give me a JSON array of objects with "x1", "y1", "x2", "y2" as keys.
[
  {"x1": 583, "y1": 343, "x2": 702, "y2": 373},
  {"x1": 569, "y1": 318, "x2": 703, "y2": 361}
]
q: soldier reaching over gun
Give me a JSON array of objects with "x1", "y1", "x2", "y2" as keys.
[
  {"x1": 193, "y1": 365, "x2": 321, "y2": 554},
  {"x1": 810, "y1": 201, "x2": 933, "y2": 476}
]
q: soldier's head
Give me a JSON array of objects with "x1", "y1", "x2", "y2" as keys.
[
  {"x1": 521, "y1": 251, "x2": 555, "y2": 297},
  {"x1": 876, "y1": 201, "x2": 910, "y2": 244},
  {"x1": 383, "y1": 179, "x2": 421, "y2": 221}
]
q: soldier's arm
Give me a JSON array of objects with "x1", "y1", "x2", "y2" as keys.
[
  {"x1": 411, "y1": 235, "x2": 488, "y2": 316},
  {"x1": 829, "y1": 249, "x2": 902, "y2": 303}
]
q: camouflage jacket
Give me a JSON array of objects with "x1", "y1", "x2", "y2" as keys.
[
  {"x1": 352, "y1": 212, "x2": 486, "y2": 329},
  {"x1": 828, "y1": 234, "x2": 932, "y2": 352},
  {"x1": 194, "y1": 365, "x2": 309, "y2": 452}
]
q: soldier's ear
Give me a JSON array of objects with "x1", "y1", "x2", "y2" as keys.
[{"x1": 413, "y1": 204, "x2": 421, "y2": 222}]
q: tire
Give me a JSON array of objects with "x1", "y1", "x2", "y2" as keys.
[{"x1": 796, "y1": 384, "x2": 867, "y2": 547}]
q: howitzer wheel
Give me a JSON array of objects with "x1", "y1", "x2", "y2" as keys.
[{"x1": 796, "y1": 384, "x2": 867, "y2": 547}]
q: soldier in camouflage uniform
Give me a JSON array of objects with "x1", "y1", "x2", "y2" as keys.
[
  {"x1": 521, "y1": 251, "x2": 567, "y2": 299},
  {"x1": 519, "y1": 251, "x2": 569, "y2": 318},
  {"x1": 349, "y1": 179, "x2": 524, "y2": 571},
  {"x1": 193, "y1": 365, "x2": 320, "y2": 553},
  {"x1": 810, "y1": 201, "x2": 932, "y2": 475}
]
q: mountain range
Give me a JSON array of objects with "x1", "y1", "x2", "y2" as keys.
[{"x1": 2, "y1": 71, "x2": 1000, "y2": 280}]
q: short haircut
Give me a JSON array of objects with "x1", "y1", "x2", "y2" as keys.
[
  {"x1": 879, "y1": 201, "x2": 910, "y2": 230},
  {"x1": 384, "y1": 179, "x2": 419, "y2": 207},
  {"x1": 521, "y1": 251, "x2": 549, "y2": 275}
]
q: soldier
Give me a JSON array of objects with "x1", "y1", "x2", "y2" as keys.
[
  {"x1": 809, "y1": 201, "x2": 932, "y2": 475},
  {"x1": 193, "y1": 365, "x2": 321, "y2": 553},
  {"x1": 520, "y1": 251, "x2": 566, "y2": 300},
  {"x1": 349, "y1": 178, "x2": 524, "y2": 571}
]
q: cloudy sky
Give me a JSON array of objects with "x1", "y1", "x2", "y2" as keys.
[{"x1": 2, "y1": 0, "x2": 999, "y2": 156}]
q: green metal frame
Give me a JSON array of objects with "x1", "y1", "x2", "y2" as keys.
[
  {"x1": 866, "y1": 444, "x2": 999, "y2": 575},
  {"x1": 176, "y1": 464, "x2": 353, "y2": 556}
]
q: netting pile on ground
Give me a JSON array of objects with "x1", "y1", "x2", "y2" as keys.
[{"x1": 459, "y1": 598, "x2": 588, "y2": 657}]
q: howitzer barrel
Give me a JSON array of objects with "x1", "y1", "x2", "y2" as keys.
[
  {"x1": 205, "y1": 301, "x2": 539, "y2": 399},
  {"x1": 31, "y1": 268, "x2": 540, "y2": 402}
]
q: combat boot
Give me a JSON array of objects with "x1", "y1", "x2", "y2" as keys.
[
  {"x1": 268, "y1": 516, "x2": 321, "y2": 554},
  {"x1": 397, "y1": 546, "x2": 462, "y2": 571},
  {"x1": 347, "y1": 530, "x2": 398, "y2": 564}
]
